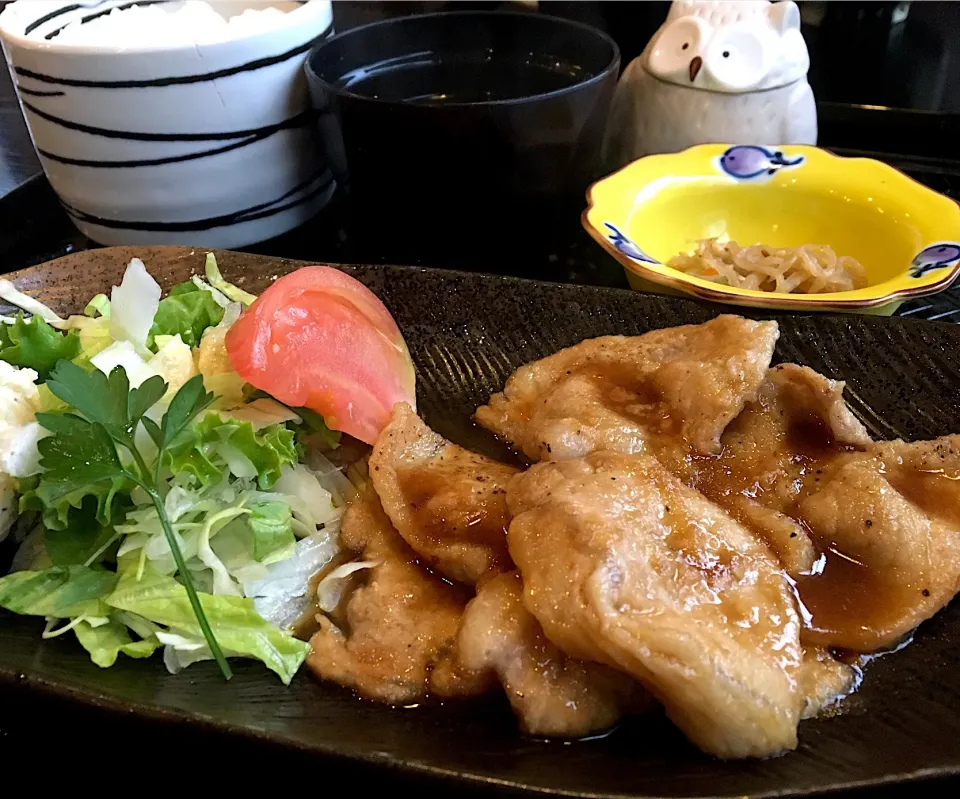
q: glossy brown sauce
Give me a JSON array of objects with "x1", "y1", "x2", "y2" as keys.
[
  {"x1": 769, "y1": 416, "x2": 883, "y2": 649},
  {"x1": 686, "y1": 404, "x2": 863, "y2": 502},
  {"x1": 793, "y1": 543, "x2": 910, "y2": 651},
  {"x1": 396, "y1": 462, "x2": 511, "y2": 551},
  {"x1": 666, "y1": 522, "x2": 736, "y2": 579},
  {"x1": 795, "y1": 461, "x2": 960, "y2": 650},
  {"x1": 786, "y1": 411, "x2": 859, "y2": 460},
  {"x1": 665, "y1": 401, "x2": 904, "y2": 650},
  {"x1": 584, "y1": 362, "x2": 662, "y2": 402},
  {"x1": 685, "y1": 450, "x2": 749, "y2": 500},
  {"x1": 580, "y1": 364, "x2": 681, "y2": 437}
]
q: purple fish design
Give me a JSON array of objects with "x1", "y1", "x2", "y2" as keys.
[
  {"x1": 910, "y1": 243, "x2": 960, "y2": 278},
  {"x1": 603, "y1": 223, "x2": 659, "y2": 264},
  {"x1": 718, "y1": 146, "x2": 804, "y2": 180}
]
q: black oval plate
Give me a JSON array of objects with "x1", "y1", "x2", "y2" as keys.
[{"x1": 2, "y1": 247, "x2": 960, "y2": 797}]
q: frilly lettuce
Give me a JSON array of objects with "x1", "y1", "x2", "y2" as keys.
[
  {"x1": 164, "y1": 414, "x2": 297, "y2": 490},
  {"x1": 149, "y1": 280, "x2": 225, "y2": 350},
  {"x1": 0, "y1": 313, "x2": 80, "y2": 381}
]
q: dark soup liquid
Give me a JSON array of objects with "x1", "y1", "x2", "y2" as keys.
[{"x1": 339, "y1": 54, "x2": 592, "y2": 104}]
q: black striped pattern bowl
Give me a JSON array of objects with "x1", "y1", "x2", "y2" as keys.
[{"x1": 0, "y1": 0, "x2": 335, "y2": 248}]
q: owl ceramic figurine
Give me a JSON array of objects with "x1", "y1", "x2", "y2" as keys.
[{"x1": 603, "y1": 0, "x2": 816, "y2": 167}]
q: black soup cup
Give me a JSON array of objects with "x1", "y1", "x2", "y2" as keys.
[{"x1": 305, "y1": 11, "x2": 620, "y2": 273}]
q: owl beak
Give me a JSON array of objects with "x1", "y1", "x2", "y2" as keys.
[{"x1": 689, "y1": 56, "x2": 703, "y2": 82}]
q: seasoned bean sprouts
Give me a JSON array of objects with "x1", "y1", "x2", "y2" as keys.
[{"x1": 668, "y1": 239, "x2": 868, "y2": 294}]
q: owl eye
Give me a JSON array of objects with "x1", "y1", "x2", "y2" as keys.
[
  {"x1": 647, "y1": 17, "x2": 709, "y2": 78},
  {"x1": 705, "y1": 25, "x2": 771, "y2": 90}
]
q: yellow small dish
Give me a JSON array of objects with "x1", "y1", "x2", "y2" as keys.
[{"x1": 582, "y1": 144, "x2": 960, "y2": 314}]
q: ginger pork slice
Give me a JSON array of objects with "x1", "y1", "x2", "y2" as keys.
[
  {"x1": 793, "y1": 434, "x2": 960, "y2": 652},
  {"x1": 475, "y1": 315, "x2": 778, "y2": 461},
  {"x1": 369, "y1": 402, "x2": 517, "y2": 585},
  {"x1": 668, "y1": 362, "x2": 874, "y2": 579},
  {"x1": 506, "y1": 451, "x2": 806, "y2": 759},
  {"x1": 457, "y1": 571, "x2": 650, "y2": 738},
  {"x1": 307, "y1": 488, "x2": 491, "y2": 704}
]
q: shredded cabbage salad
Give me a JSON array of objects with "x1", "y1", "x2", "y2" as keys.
[{"x1": 0, "y1": 256, "x2": 357, "y2": 683}]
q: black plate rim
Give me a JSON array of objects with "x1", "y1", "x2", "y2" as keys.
[{"x1": 3, "y1": 664, "x2": 957, "y2": 799}]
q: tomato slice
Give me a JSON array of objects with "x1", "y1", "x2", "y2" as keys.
[{"x1": 225, "y1": 266, "x2": 416, "y2": 445}]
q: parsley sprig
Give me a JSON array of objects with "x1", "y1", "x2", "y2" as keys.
[{"x1": 38, "y1": 360, "x2": 232, "y2": 679}]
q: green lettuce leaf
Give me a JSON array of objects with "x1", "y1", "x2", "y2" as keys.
[
  {"x1": 0, "y1": 312, "x2": 81, "y2": 380},
  {"x1": 0, "y1": 565, "x2": 116, "y2": 618},
  {"x1": 292, "y1": 406, "x2": 341, "y2": 451},
  {"x1": 163, "y1": 439, "x2": 221, "y2": 486},
  {"x1": 165, "y1": 414, "x2": 297, "y2": 490},
  {"x1": 73, "y1": 617, "x2": 159, "y2": 667},
  {"x1": 224, "y1": 421, "x2": 297, "y2": 489},
  {"x1": 105, "y1": 563, "x2": 309, "y2": 684},
  {"x1": 22, "y1": 474, "x2": 132, "y2": 533},
  {"x1": 248, "y1": 501, "x2": 295, "y2": 564},
  {"x1": 149, "y1": 281, "x2": 224, "y2": 350}
]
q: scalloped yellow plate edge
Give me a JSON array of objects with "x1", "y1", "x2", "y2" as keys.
[{"x1": 582, "y1": 144, "x2": 960, "y2": 313}]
